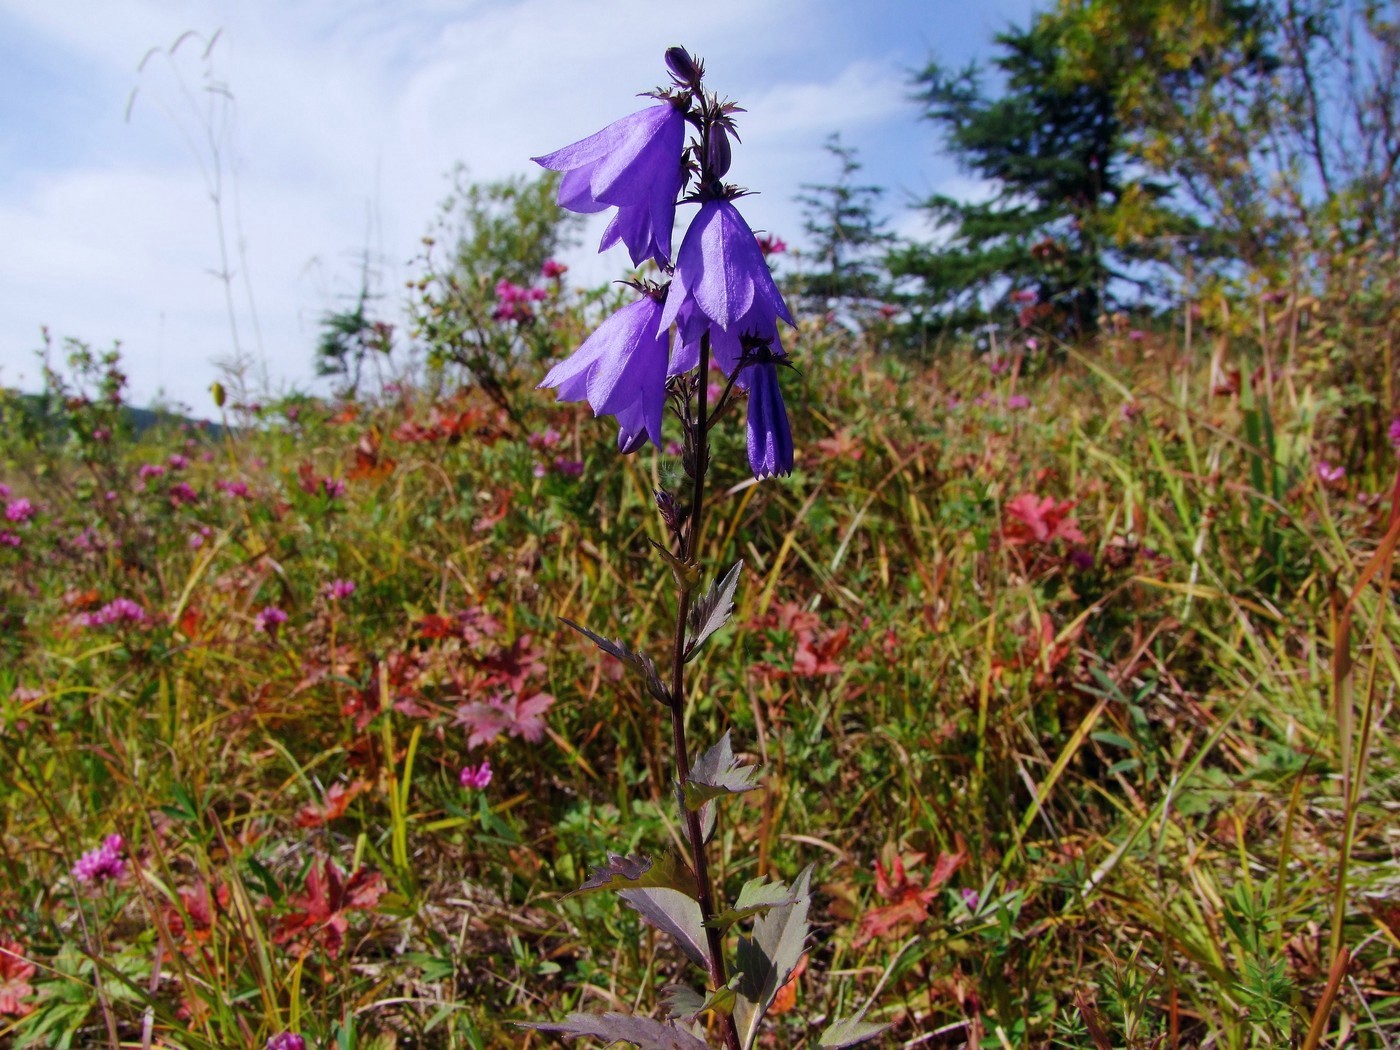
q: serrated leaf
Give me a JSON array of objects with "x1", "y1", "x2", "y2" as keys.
[
  {"x1": 660, "y1": 986, "x2": 706, "y2": 1023},
  {"x1": 706, "y1": 877, "x2": 798, "y2": 931},
  {"x1": 733, "y1": 866, "x2": 813, "y2": 1050},
  {"x1": 522, "y1": 1011, "x2": 711, "y2": 1050},
  {"x1": 684, "y1": 732, "x2": 760, "y2": 810},
  {"x1": 559, "y1": 617, "x2": 670, "y2": 706},
  {"x1": 818, "y1": 1016, "x2": 891, "y2": 1048},
  {"x1": 650, "y1": 539, "x2": 702, "y2": 589},
  {"x1": 661, "y1": 978, "x2": 739, "y2": 1024},
  {"x1": 618, "y1": 887, "x2": 708, "y2": 970},
  {"x1": 569, "y1": 852, "x2": 695, "y2": 898},
  {"x1": 685, "y1": 560, "x2": 743, "y2": 660}
]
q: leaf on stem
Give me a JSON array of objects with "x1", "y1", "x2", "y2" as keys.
[
  {"x1": 559, "y1": 617, "x2": 670, "y2": 706},
  {"x1": 817, "y1": 1012, "x2": 890, "y2": 1048},
  {"x1": 618, "y1": 887, "x2": 709, "y2": 969},
  {"x1": 684, "y1": 732, "x2": 760, "y2": 810},
  {"x1": 650, "y1": 539, "x2": 702, "y2": 590},
  {"x1": 685, "y1": 560, "x2": 743, "y2": 660},
  {"x1": 662, "y1": 979, "x2": 741, "y2": 1024},
  {"x1": 569, "y1": 851, "x2": 696, "y2": 898},
  {"x1": 705, "y1": 877, "x2": 799, "y2": 931},
  {"x1": 733, "y1": 865, "x2": 813, "y2": 1050},
  {"x1": 522, "y1": 1012, "x2": 712, "y2": 1050}
]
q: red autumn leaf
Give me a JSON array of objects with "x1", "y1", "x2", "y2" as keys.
[
  {"x1": 1003, "y1": 493, "x2": 1086, "y2": 547},
  {"x1": 855, "y1": 846, "x2": 967, "y2": 947},
  {"x1": 296, "y1": 780, "x2": 370, "y2": 828},
  {"x1": 792, "y1": 623, "x2": 850, "y2": 676},
  {"x1": 0, "y1": 939, "x2": 36, "y2": 1017},
  {"x1": 347, "y1": 427, "x2": 396, "y2": 481},
  {"x1": 455, "y1": 691, "x2": 555, "y2": 750},
  {"x1": 274, "y1": 858, "x2": 385, "y2": 959},
  {"x1": 417, "y1": 614, "x2": 457, "y2": 640},
  {"x1": 769, "y1": 953, "x2": 808, "y2": 1016}
]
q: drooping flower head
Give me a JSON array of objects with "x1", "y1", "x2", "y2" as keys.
[
  {"x1": 534, "y1": 102, "x2": 687, "y2": 267},
  {"x1": 743, "y1": 342, "x2": 794, "y2": 480},
  {"x1": 539, "y1": 287, "x2": 671, "y2": 451}
]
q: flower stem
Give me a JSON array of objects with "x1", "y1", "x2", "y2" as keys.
[{"x1": 667, "y1": 332, "x2": 741, "y2": 1050}]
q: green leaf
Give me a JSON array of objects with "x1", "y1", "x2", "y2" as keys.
[
  {"x1": 685, "y1": 560, "x2": 743, "y2": 660},
  {"x1": 559, "y1": 617, "x2": 670, "y2": 706},
  {"x1": 685, "y1": 732, "x2": 760, "y2": 810},
  {"x1": 522, "y1": 1012, "x2": 711, "y2": 1050},
  {"x1": 569, "y1": 851, "x2": 696, "y2": 898},
  {"x1": 706, "y1": 877, "x2": 798, "y2": 931},
  {"x1": 733, "y1": 865, "x2": 813, "y2": 1050},
  {"x1": 618, "y1": 887, "x2": 709, "y2": 969},
  {"x1": 818, "y1": 1015, "x2": 891, "y2": 1048}
]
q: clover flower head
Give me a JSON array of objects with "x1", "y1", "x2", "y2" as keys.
[
  {"x1": 255, "y1": 606, "x2": 288, "y2": 636},
  {"x1": 459, "y1": 760, "x2": 493, "y2": 790},
  {"x1": 266, "y1": 1034, "x2": 306, "y2": 1050},
  {"x1": 540, "y1": 292, "x2": 671, "y2": 451},
  {"x1": 534, "y1": 103, "x2": 687, "y2": 266},
  {"x1": 72, "y1": 834, "x2": 125, "y2": 884},
  {"x1": 1317, "y1": 461, "x2": 1345, "y2": 484},
  {"x1": 323, "y1": 578, "x2": 356, "y2": 602},
  {"x1": 4, "y1": 499, "x2": 34, "y2": 524}
]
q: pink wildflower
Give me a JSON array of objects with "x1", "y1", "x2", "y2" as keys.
[
  {"x1": 528, "y1": 428, "x2": 562, "y2": 450},
  {"x1": 1317, "y1": 461, "x2": 1346, "y2": 485},
  {"x1": 266, "y1": 1034, "x2": 306, "y2": 1050},
  {"x1": 541, "y1": 259, "x2": 568, "y2": 279},
  {"x1": 0, "y1": 532, "x2": 20, "y2": 549},
  {"x1": 137, "y1": 463, "x2": 166, "y2": 481},
  {"x1": 4, "y1": 499, "x2": 34, "y2": 523},
  {"x1": 757, "y1": 233, "x2": 787, "y2": 257},
  {"x1": 322, "y1": 477, "x2": 345, "y2": 500},
  {"x1": 255, "y1": 606, "x2": 288, "y2": 636},
  {"x1": 1128, "y1": 329, "x2": 1145, "y2": 341},
  {"x1": 1389, "y1": 417, "x2": 1400, "y2": 450},
  {"x1": 323, "y1": 578, "x2": 356, "y2": 601},
  {"x1": 72, "y1": 834, "x2": 126, "y2": 884},
  {"x1": 168, "y1": 481, "x2": 199, "y2": 506},
  {"x1": 459, "y1": 760, "x2": 493, "y2": 790},
  {"x1": 553, "y1": 457, "x2": 584, "y2": 477},
  {"x1": 0, "y1": 483, "x2": 8, "y2": 499},
  {"x1": 1007, "y1": 394, "x2": 1032, "y2": 410},
  {"x1": 167, "y1": 454, "x2": 189, "y2": 470}
]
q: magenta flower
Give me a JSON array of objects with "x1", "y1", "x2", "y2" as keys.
[
  {"x1": 323, "y1": 578, "x2": 356, "y2": 601},
  {"x1": 168, "y1": 481, "x2": 199, "y2": 507},
  {"x1": 534, "y1": 103, "x2": 687, "y2": 266},
  {"x1": 4, "y1": 499, "x2": 34, "y2": 524},
  {"x1": 1317, "y1": 461, "x2": 1346, "y2": 484},
  {"x1": 0, "y1": 532, "x2": 19, "y2": 549},
  {"x1": 167, "y1": 453, "x2": 189, "y2": 470},
  {"x1": 1007, "y1": 394, "x2": 1032, "y2": 410},
  {"x1": 255, "y1": 606, "x2": 288, "y2": 636},
  {"x1": 459, "y1": 760, "x2": 493, "y2": 790},
  {"x1": 757, "y1": 233, "x2": 787, "y2": 257},
  {"x1": 541, "y1": 259, "x2": 568, "y2": 279},
  {"x1": 658, "y1": 199, "x2": 795, "y2": 356},
  {"x1": 540, "y1": 292, "x2": 671, "y2": 451},
  {"x1": 746, "y1": 353, "x2": 794, "y2": 479},
  {"x1": 79, "y1": 598, "x2": 147, "y2": 628},
  {"x1": 322, "y1": 477, "x2": 345, "y2": 500},
  {"x1": 72, "y1": 834, "x2": 125, "y2": 884},
  {"x1": 137, "y1": 463, "x2": 166, "y2": 481},
  {"x1": 1389, "y1": 417, "x2": 1400, "y2": 450},
  {"x1": 266, "y1": 1034, "x2": 306, "y2": 1050}
]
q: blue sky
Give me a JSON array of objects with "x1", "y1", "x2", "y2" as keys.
[{"x1": 0, "y1": 0, "x2": 1035, "y2": 413}]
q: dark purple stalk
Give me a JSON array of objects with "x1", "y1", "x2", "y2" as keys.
[{"x1": 666, "y1": 331, "x2": 742, "y2": 1050}]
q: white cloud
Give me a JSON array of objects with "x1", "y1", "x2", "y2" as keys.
[{"x1": 0, "y1": 0, "x2": 1036, "y2": 414}]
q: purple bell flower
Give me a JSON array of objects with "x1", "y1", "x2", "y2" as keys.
[
  {"x1": 533, "y1": 104, "x2": 686, "y2": 267},
  {"x1": 745, "y1": 353, "x2": 793, "y2": 480},
  {"x1": 657, "y1": 198, "x2": 794, "y2": 369},
  {"x1": 539, "y1": 294, "x2": 671, "y2": 451}
]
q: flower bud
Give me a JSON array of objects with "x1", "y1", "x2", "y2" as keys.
[
  {"x1": 705, "y1": 126, "x2": 732, "y2": 179},
  {"x1": 665, "y1": 47, "x2": 701, "y2": 87}
]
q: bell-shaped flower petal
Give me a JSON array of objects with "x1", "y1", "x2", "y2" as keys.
[
  {"x1": 534, "y1": 104, "x2": 686, "y2": 266},
  {"x1": 745, "y1": 356, "x2": 793, "y2": 480},
  {"x1": 539, "y1": 295, "x2": 670, "y2": 451},
  {"x1": 658, "y1": 199, "x2": 794, "y2": 358}
]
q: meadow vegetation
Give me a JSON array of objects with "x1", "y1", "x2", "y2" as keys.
[{"x1": 2, "y1": 278, "x2": 1396, "y2": 1048}]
